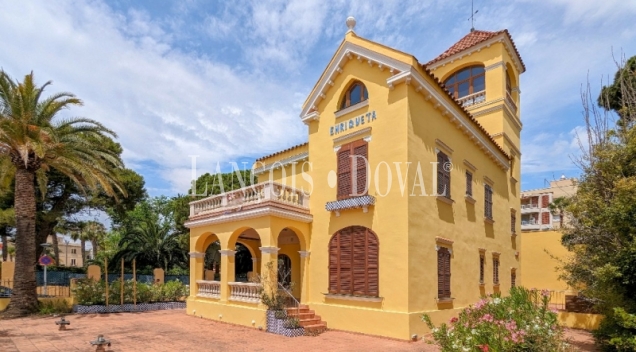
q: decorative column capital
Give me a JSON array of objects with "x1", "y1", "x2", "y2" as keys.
[
  {"x1": 189, "y1": 252, "x2": 205, "y2": 258},
  {"x1": 251, "y1": 257, "x2": 259, "y2": 262},
  {"x1": 298, "y1": 251, "x2": 311, "y2": 258},
  {"x1": 219, "y1": 249, "x2": 237, "y2": 257},
  {"x1": 259, "y1": 246, "x2": 280, "y2": 254}
]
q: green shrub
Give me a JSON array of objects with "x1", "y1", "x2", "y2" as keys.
[
  {"x1": 594, "y1": 307, "x2": 636, "y2": 351},
  {"x1": 72, "y1": 279, "x2": 188, "y2": 305},
  {"x1": 72, "y1": 279, "x2": 106, "y2": 305},
  {"x1": 422, "y1": 287, "x2": 574, "y2": 352},
  {"x1": 284, "y1": 317, "x2": 301, "y2": 329},
  {"x1": 39, "y1": 299, "x2": 72, "y2": 315}
]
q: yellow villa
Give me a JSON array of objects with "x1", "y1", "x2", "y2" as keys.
[{"x1": 186, "y1": 18, "x2": 525, "y2": 340}]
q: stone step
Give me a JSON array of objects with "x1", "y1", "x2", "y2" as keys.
[
  {"x1": 303, "y1": 323, "x2": 327, "y2": 335},
  {"x1": 286, "y1": 308, "x2": 312, "y2": 316},
  {"x1": 286, "y1": 311, "x2": 316, "y2": 319},
  {"x1": 298, "y1": 318, "x2": 321, "y2": 327}
]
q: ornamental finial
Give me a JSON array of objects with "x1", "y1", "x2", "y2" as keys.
[{"x1": 346, "y1": 16, "x2": 356, "y2": 33}]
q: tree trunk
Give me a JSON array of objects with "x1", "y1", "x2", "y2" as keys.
[
  {"x1": 5, "y1": 168, "x2": 39, "y2": 316},
  {"x1": 1, "y1": 229, "x2": 7, "y2": 262},
  {"x1": 80, "y1": 239, "x2": 86, "y2": 266},
  {"x1": 51, "y1": 233, "x2": 60, "y2": 265},
  {"x1": 92, "y1": 240, "x2": 98, "y2": 259}
]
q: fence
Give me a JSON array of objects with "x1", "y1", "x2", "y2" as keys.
[
  {"x1": 165, "y1": 275, "x2": 189, "y2": 283},
  {"x1": 0, "y1": 279, "x2": 73, "y2": 297}
]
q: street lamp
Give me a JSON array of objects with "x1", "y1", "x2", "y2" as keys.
[{"x1": 40, "y1": 243, "x2": 52, "y2": 296}]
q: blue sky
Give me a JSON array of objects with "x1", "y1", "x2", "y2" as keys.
[{"x1": 1, "y1": 0, "x2": 635, "y2": 196}]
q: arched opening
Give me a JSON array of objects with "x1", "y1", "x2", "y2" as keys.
[
  {"x1": 235, "y1": 243, "x2": 253, "y2": 282},
  {"x1": 339, "y1": 80, "x2": 369, "y2": 110},
  {"x1": 228, "y1": 228, "x2": 262, "y2": 281},
  {"x1": 328, "y1": 226, "x2": 379, "y2": 297},
  {"x1": 444, "y1": 65, "x2": 485, "y2": 101},
  {"x1": 277, "y1": 254, "x2": 292, "y2": 288},
  {"x1": 204, "y1": 240, "x2": 221, "y2": 281},
  {"x1": 278, "y1": 227, "x2": 303, "y2": 300}
]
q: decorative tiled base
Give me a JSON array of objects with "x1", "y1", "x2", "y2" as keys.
[
  {"x1": 74, "y1": 302, "x2": 186, "y2": 314},
  {"x1": 266, "y1": 310, "x2": 305, "y2": 337}
]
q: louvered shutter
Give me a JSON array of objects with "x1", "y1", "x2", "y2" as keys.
[
  {"x1": 353, "y1": 141, "x2": 368, "y2": 196},
  {"x1": 493, "y1": 257, "x2": 500, "y2": 284},
  {"x1": 466, "y1": 171, "x2": 473, "y2": 197},
  {"x1": 366, "y1": 229, "x2": 379, "y2": 296},
  {"x1": 479, "y1": 255, "x2": 485, "y2": 283},
  {"x1": 337, "y1": 146, "x2": 352, "y2": 200},
  {"x1": 352, "y1": 226, "x2": 367, "y2": 295},
  {"x1": 485, "y1": 184, "x2": 493, "y2": 219},
  {"x1": 437, "y1": 247, "x2": 451, "y2": 298},
  {"x1": 437, "y1": 152, "x2": 450, "y2": 197},
  {"x1": 339, "y1": 228, "x2": 353, "y2": 293},
  {"x1": 328, "y1": 234, "x2": 340, "y2": 293}
]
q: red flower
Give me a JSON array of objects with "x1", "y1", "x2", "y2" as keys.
[
  {"x1": 450, "y1": 317, "x2": 458, "y2": 323},
  {"x1": 478, "y1": 344, "x2": 490, "y2": 352}
]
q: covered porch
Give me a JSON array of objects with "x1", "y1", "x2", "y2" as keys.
[{"x1": 186, "y1": 181, "x2": 312, "y2": 308}]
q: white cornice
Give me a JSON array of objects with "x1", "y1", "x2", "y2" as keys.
[
  {"x1": 189, "y1": 252, "x2": 205, "y2": 258},
  {"x1": 185, "y1": 206, "x2": 313, "y2": 228},
  {"x1": 427, "y1": 33, "x2": 525, "y2": 74},
  {"x1": 259, "y1": 246, "x2": 280, "y2": 254},
  {"x1": 301, "y1": 111, "x2": 320, "y2": 125},
  {"x1": 470, "y1": 102, "x2": 523, "y2": 131},
  {"x1": 300, "y1": 41, "x2": 411, "y2": 118},
  {"x1": 334, "y1": 99, "x2": 369, "y2": 119},
  {"x1": 253, "y1": 152, "x2": 309, "y2": 175},
  {"x1": 484, "y1": 61, "x2": 505, "y2": 71},
  {"x1": 219, "y1": 250, "x2": 236, "y2": 257},
  {"x1": 333, "y1": 127, "x2": 372, "y2": 144},
  {"x1": 403, "y1": 68, "x2": 509, "y2": 170}
]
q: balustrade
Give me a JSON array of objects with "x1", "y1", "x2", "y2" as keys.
[
  {"x1": 196, "y1": 280, "x2": 220, "y2": 298},
  {"x1": 457, "y1": 90, "x2": 486, "y2": 107},
  {"x1": 228, "y1": 282, "x2": 261, "y2": 303}
]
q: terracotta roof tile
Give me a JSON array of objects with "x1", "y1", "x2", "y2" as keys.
[
  {"x1": 255, "y1": 142, "x2": 308, "y2": 162},
  {"x1": 425, "y1": 29, "x2": 526, "y2": 72}
]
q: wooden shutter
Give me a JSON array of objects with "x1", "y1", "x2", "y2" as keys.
[
  {"x1": 328, "y1": 226, "x2": 379, "y2": 297},
  {"x1": 437, "y1": 247, "x2": 451, "y2": 298},
  {"x1": 493, "y1": 257, "x2": 500, "y2": 284},
  {"x1": 511, "y1": 213, "x2": 516, "y2": 233},
  {"x1": 466, "y1": 171, "x2": 473, "y2": 196},
  {"x1": 511, "y1": 270, "x2": 516, "y2": 288},
  {"x1": 337, "y1": 139, "x2": 368, "y2": 200},
  {"x1": 479, "y1": 255, "x2": 484, "y2": 283},
  {"x1": 485, "y1": 184, "x2": 493, "y2": 219},
  {"x1": 437, "y1": 152, "x2": 450, "y2": 197}
]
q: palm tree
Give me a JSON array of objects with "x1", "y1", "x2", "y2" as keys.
[
  {"x1": 82, "y1": 220, "x2": 106, "y2": 260},
  {"x1": 548, "y1": 196, "x2": 571, "y2": 228},
  {"x1": 112, "y1": 218, "x2": 185, "y2": 272},
  {"x1": 68, "y1": 224, "x2": 89, "y2": 265},
  {"x1": 7, "y1": 246, "x2": 15, "y2": 261},
  {"x1": 0, "y1": 71, "x2": 125, "y2": 316}
]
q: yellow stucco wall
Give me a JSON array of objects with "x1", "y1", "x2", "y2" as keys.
[{"x1": 519, "y1": 230, "x2": 572, "y2": 291}]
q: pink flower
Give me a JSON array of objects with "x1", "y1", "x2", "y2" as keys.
[
  {"x1": 479, "y1": 344, "x2": 490, "y2": 352},
  {"x1": 541, "y1": 289, "x2": 550, "y2": 298},
  {"x1": 450, "y1": 317, "x2": 458, "y2": 324}
]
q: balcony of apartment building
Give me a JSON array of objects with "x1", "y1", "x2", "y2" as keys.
[{"x1": 521, "y1": 214, "x2": 552, "y2": 231}]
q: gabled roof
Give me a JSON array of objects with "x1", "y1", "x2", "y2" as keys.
[{"x1": 425, "y1": 29, "x2": 526, "y2": 72}]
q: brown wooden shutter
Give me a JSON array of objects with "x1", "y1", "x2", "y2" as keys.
[
  {"x1": 366, "y1": 228, "x2": 379, "y2": 296},
  {"x1": 352, "y1": 226, "x2": 367, "y2": 295},
  {"x1": 353, "y1": 141, "x2": 368, "y2": 196},
  {"x1": 437, "y1": 247, "x2": 451, "y2": 298},
  {"x1": 337, "y1": 145, "x2": 352, "y2": 200},
  {"x1": 479, "y1": 255, "x2": 485, "y2": 283},
  {"x1": 328, "y1": 233, "x2": 340, "y2": 293},
  {"x1": 511, "y1": 270, "x2": 516, "y2": 288},
  {"x1": 339, "y1": 228, "x2": 353, "y2": 293},
  {"x1": 493, "y1": 257, "x2": 500, "y2": 284},
  {"x1": 511, "y1": 212, "x2": 516, "y2": 233},
  {"x1": 437, "y1": 152, "x2": 450, "y2": 197},
  {"x1": 466, "y1": 171, "x2": 473, "y2": 196},
  {"x1": 485, "y1": 184, "x2": 493, "y2": 219}
]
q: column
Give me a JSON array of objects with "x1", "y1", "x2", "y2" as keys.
[
  {"x1": 298, "y1": 251, "x2": 310, "y2": 303},
  {"x1": 259, "y1": 246, "x2": 279, "y2": 296},
  {"x1": 219, "y1": 249, "x2": 236, "y2": 302},
  {"x1": 251, "y1": 257, "x2": 259, "y2": 275},
  {"x1": 188, "y1": 252, "x2": 205, "y2": 298}
]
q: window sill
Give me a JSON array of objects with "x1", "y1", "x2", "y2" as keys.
[
  {"x1": 511, "y1": 232, "x2": 517, "y2": 237},
  {"x1": 484, "y1": 217, "x2": 495, "y2": 224},
  {"x1": 334, "y1": 99, "x2": 369, "y2": 118},
  {"x1": 323, "y1": 293, "x2": 383, "y2": 302},
  {"x1": 436, "y1": 195, "x2": 454, "y2": 205},
  {"x1": 493, "y1": 283, "x2": 500, "y2": 287},
  {"x1": 465, "y1": 195, "x2": 476, "y2": 204},
  {"x1": 436, "y1": 297, "x2": 454, "y2": 303},
  {"x1": 479, "y1": 282, "x2": 485, "y2": 287}
]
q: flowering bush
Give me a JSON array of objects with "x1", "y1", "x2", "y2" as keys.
[
  {"x1": 72, "y1": 279, "x2": 188, "y2": 305},
  {"x1": 422, "y1": 287, "x2": 574, "y2": 352}
]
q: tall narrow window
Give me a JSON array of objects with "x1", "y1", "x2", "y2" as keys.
[
  {"x1": 340, "y1": 81, "x2": 369, "y2": 109},
  {"x1": 493, "y1": 255, "x2": 500, "y2": 285},
  {"x1": 329, "y1": 226, "x2": 379, "y2": 297},
  {"x1": 511, "y1": 269, "x2": 517, "y2": 288},
  {"x1": 466, "y1": 171, "x2": 473, "y2": 197},
  {"x1": 437, "y1": 247, "x2": 451, "y2": 299},
  {"x1": 506, "y1": 70, "x2": 512, "y2": 96},
  {"x1": 484, "y1": 184, "x2": 493, "y2": 220},
  {"x1": 437, "y1": 151, "x2": 451, "y2": 198},
  {"x1": 337, "y1": 139, "x2": 368, "y2": 200},
  {"x1": 479, "y1": 254, "x2": 485, "y2": 284},
  {"x1": 511, "y1": 212, "x2": 516, "y2": 234},
  {"x1": 444, "y1": 66, "x2": 485, "y2": 99}
]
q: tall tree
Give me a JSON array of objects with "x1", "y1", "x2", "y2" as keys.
[
  {"x1": 598, "y1": 55, "x2": 636, "y2": 122},
  {"x1": 0, "y1": 71, "x2": 125, "y2": 316}
]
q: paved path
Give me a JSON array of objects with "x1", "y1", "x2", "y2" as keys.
[{"x1": 0, "y1": 310, "x2": 596, "y2": 351}]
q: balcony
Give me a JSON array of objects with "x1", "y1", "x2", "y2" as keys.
[
  {"x1": 521, "y1": 219, "x2": 551, "y2": 231},
  {"x1": 505, "y1": 91, "x2": 518, "y2": 114},
  {"x1": 187, "y1": 181, "x2": 312, "y2": 227},
  {"x1": 458, "y1": 90, "x2": 486, "y2": 108},
  {"x1": 520, "y1": 204, "x2": 540, "y2": 214}
]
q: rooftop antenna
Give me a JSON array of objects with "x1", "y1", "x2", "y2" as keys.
[{"x1": 468, "y1": 0, "x2": 478, "y2": 32}]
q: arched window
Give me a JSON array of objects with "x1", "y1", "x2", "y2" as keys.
[
  {"x1": 328, "y1": 226, "x2": 378, "y2": 296},
  {"x1": 444, "y1": 66, "x2": 485, "y2": 99},
  {"x1": 340, "y1": 81, "x2": 369, "y2": 110}
]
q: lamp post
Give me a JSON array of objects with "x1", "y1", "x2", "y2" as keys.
[
  {"x1": 64, "y1": 239, "x2": 69, "y2": 266},
  {"x1": 40, "y1": 243, "x2": 52, "y2": 296}
]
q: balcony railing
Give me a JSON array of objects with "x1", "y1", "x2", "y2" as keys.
[
  {"x1": 189, "y1": 181, "x2": 310, "y2": 217},
  {"x1": 521, "y1": 204, "x2": 538, "y2": 209},
  {"x1": 458, "y1": 90, "x2": 486, "y2": 108},
  {"x1": 228, "y1": 282, "x2": 261, "y2": 303},
  {"x1": 196, "y1": 280, "x2": 220, "y2": 299}
]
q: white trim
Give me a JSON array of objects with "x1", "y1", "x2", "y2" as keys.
[
  {"x1": 219, "y1": 250, "x2": 236, "y2": 257},
  {"x1": 485, "y1": 61, "x2": 504, "y2": 71},
  {"x1": 185, "y1": 206, "x2": 313, "y2": 228},
  {"x1": 301, "y1": 111, "x2": 320, "y2": 125},
  {"x1": 484, "y1": 175, "x2": 494, "y2": 186},
  {"x1": 300, "y1": 41, "x2": 411, "y2": 118},
  {"x1": 189, "y1": 252, "x2": 205, "y2": 259},
  {"x1": 363, "y1": 135, "x2": 372, "y2": 143},
  {"x1": 298, "y1": 250, "x2": 311, "y2": 258},
  {"x1": 334, "y1": 99, "x2": 369, "y2": 119},
  {"x1": 435, "y1": 139, "x2": 454, "y2": 155},
  {"x1": 259, "y1": 246, "x2": 280, "y2": 254},
  {"x1": 333, "y1": 127, "x2": 372, "y2": 144},
  {"x1": 463, "y1": 159, "x2": 478, "y2": 171}
]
